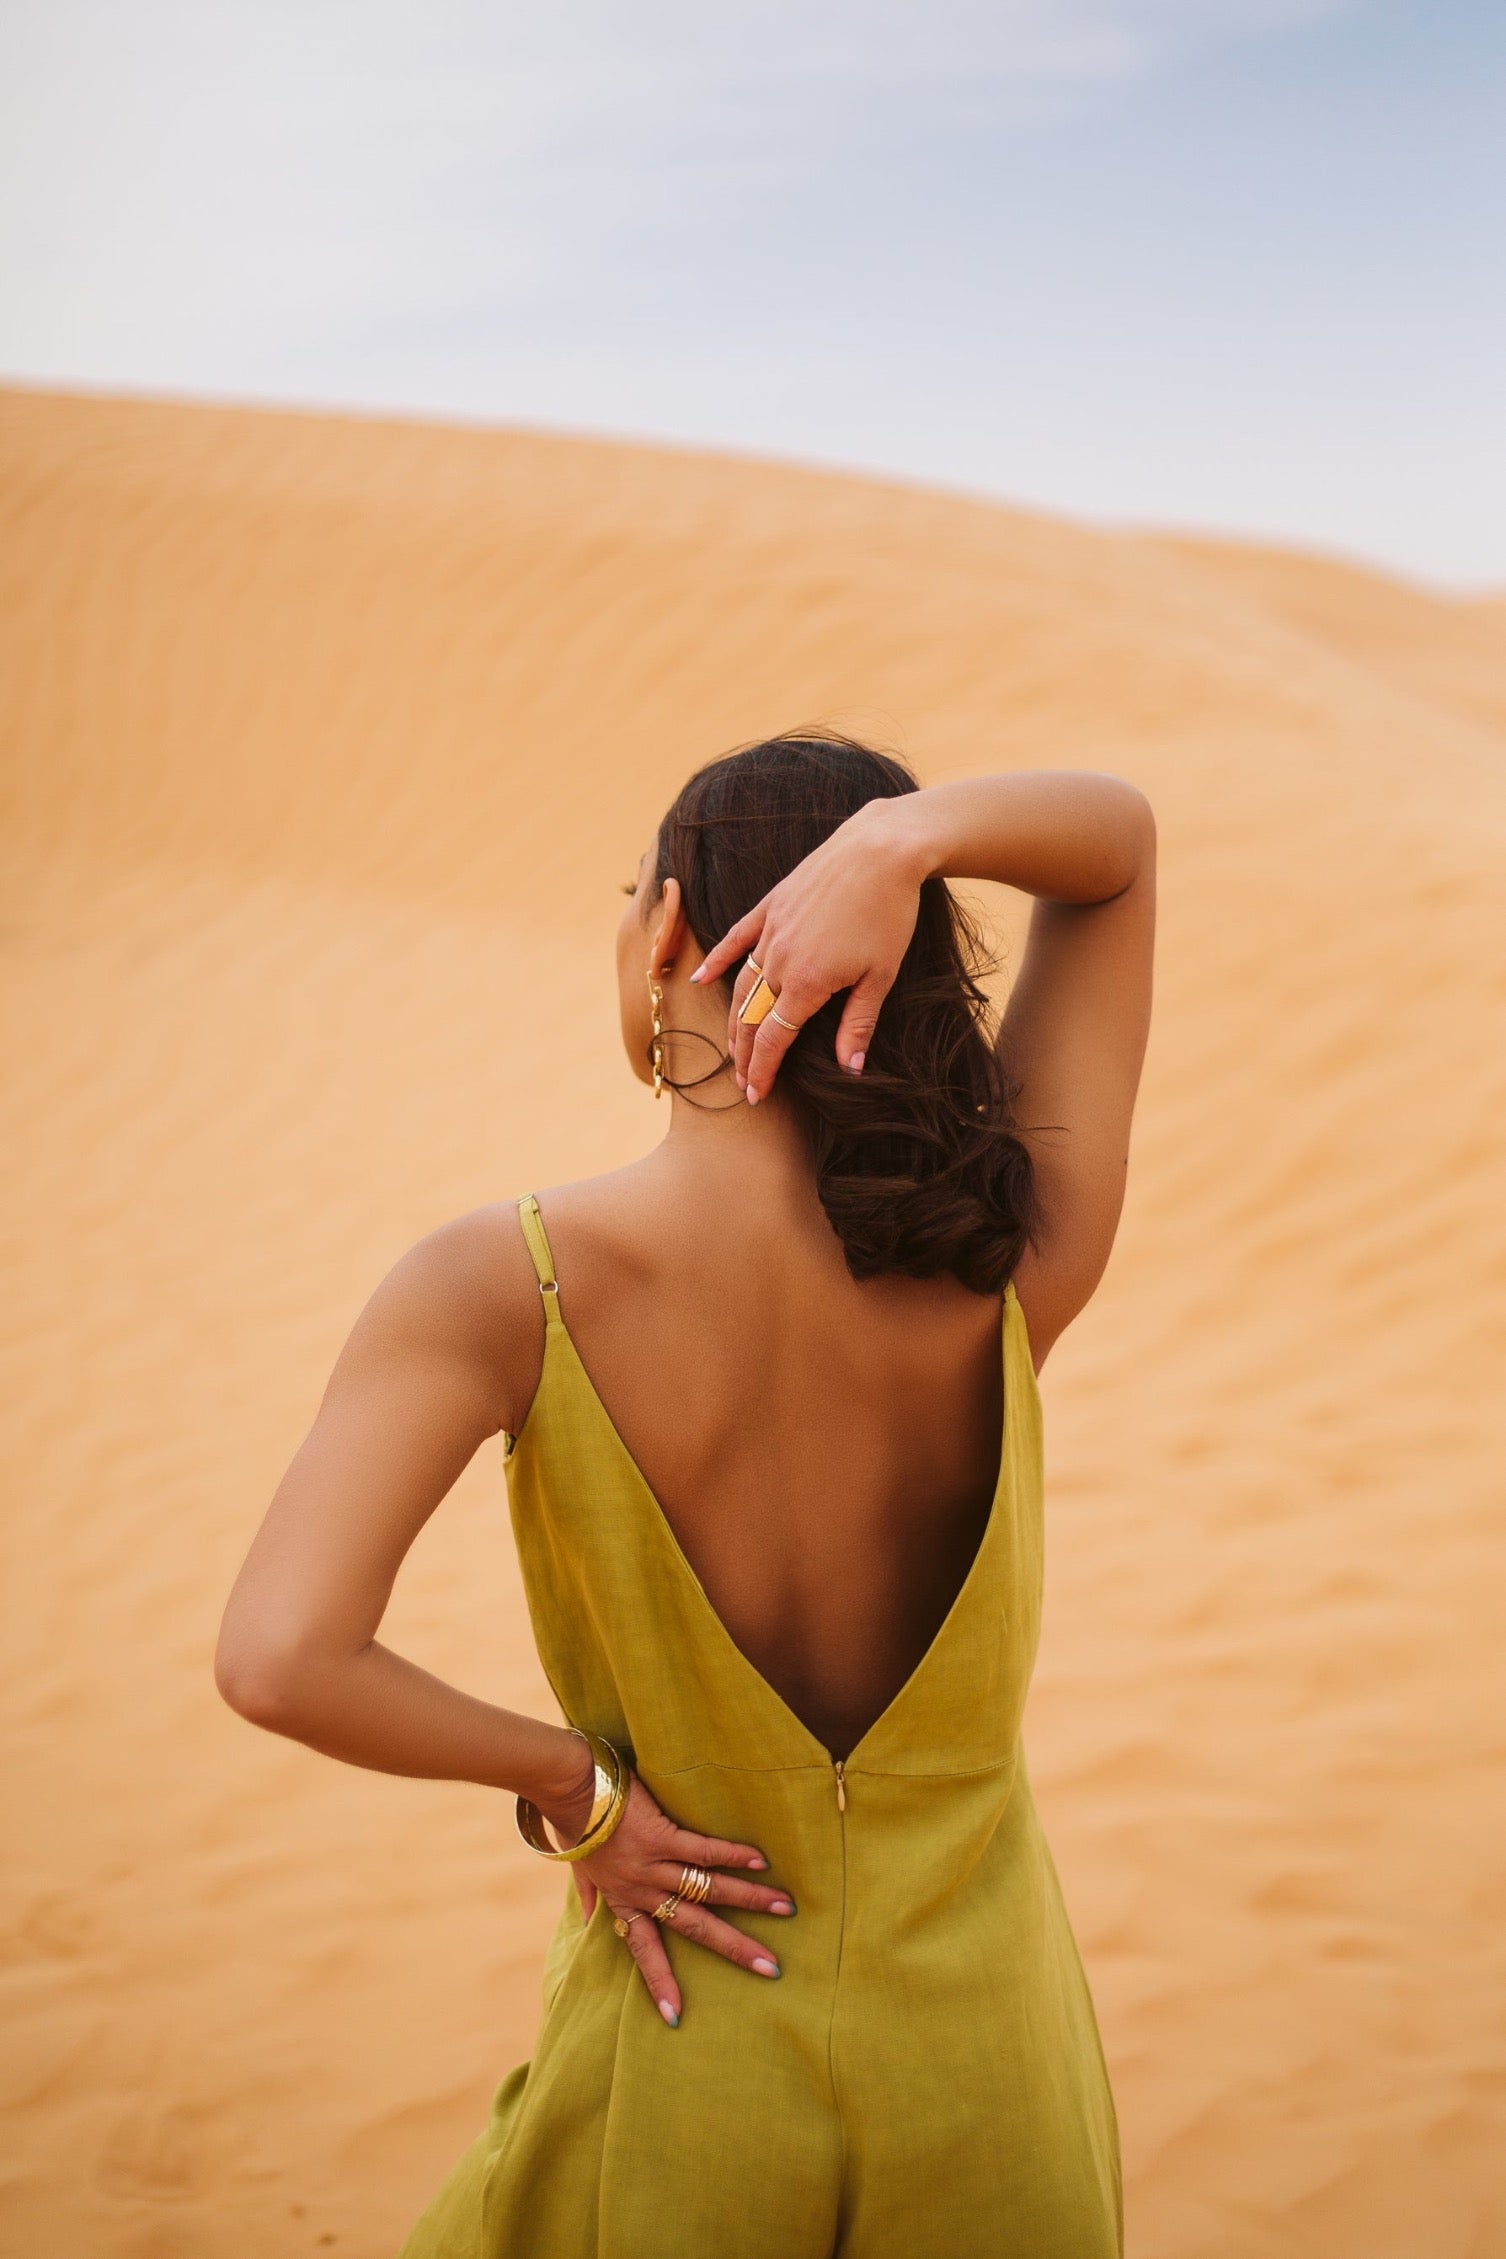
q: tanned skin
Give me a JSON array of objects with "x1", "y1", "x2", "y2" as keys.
[{"x1": 216, "y1": 768, "x2": 1154, "y2": 2026}]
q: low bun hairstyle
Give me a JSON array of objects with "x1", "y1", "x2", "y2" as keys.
[{"x1": 653, "y1": 733, "x2": 1037, "y2": 1295}]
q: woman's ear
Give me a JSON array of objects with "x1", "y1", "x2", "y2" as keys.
[{"x1": 650, "y1": 876, "x2": 688, "y2": 975}]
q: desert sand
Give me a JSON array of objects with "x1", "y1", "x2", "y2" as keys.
[{"x1": 2, "y1": 388, "x2": 1504, "y2": 2258}]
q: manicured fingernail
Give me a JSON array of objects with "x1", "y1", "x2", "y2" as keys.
[
  {"x1": 771, "y1": 1899, "x2": 795, "y2": 1916},
  {"x1": 689, "y1": 966, "x2": 703, "y2": 983},
  {"x1": 748, "y1": 1854, "x2": 768, "y2": 1870},
  {"x1": 746, "y1": 1087, "x2": 759, "y2": 1106},
  {"x1": 848, "y1": 1053, "x2": 865, "y2": 1074},
  {"x1": 752, "y1": 1957, "x2": 780, "y2": 1978},
  {"x1": 659, "y1": 2001, "x2": 679, "y2": 2028}
]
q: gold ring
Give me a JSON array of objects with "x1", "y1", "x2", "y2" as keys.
[
  {"x1": 612, "y1": 1912, "x2": 643, "y2": 1939},
  {"x1": 738, "y1": 976, "x2": 777, "y2": 1028},
  {"x1": 651, "y1": 1892, "x2": 682, "y2": 1924},
  {"x1": 768, "y1": 1009, "x2": 801, "y2": 1033},
  {"x1": 678, "y1": 1863, "x2": 714, "y2": 1905}
]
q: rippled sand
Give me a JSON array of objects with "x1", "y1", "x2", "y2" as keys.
[{"x1": 3, "y1": 388, "x2": 1504, "y2": 2258}]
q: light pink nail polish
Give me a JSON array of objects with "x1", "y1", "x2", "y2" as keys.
[
  {"x1": 752, "y1": 1957, "x2": 780, "y2": 1978},
  {"x1": 659, "y1": 2001, "x2": 679, "y2": 2028},
  {"x1": 848, "y1": 1052, "x2": 865, "y2": 1074},
  {"x1": 746, "y1": 1088, "x2": 759, "y2": 1106}
]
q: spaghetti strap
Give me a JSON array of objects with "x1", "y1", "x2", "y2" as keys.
[{"x1": 516, "y1": 1193, "x2": 562, "y2": 1326}]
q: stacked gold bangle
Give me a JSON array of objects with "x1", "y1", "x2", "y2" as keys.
[{"x1": 515, "y1": 1728, "x2": 630, "y2": 1863}]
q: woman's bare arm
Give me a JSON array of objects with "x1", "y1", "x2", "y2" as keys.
[
  {"x1": 215, "y1": 1211, "x2": 792, "y2": 2025},
  {"x1": 981, "y1": 781, "x2": 1154, "y2": 1360},
  {"x1": 692, "y1": 769, "x2": 1156, "y2": 1363},
  {"x1": 213, "y1": 1215, "x2": 576, "y2": 1793}
]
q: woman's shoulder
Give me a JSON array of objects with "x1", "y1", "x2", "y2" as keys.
[
  {"x1": 390, "y1": 1175, "x2": 642, "y2": 1429},
  {"x1": 415, "y1": 1166, "x2": 644, "y2": 1297},
  {"x1": 387, "y1": 1200, "x2": 532, "y2": 1311},
  {"x1": 353, "y1": 1201, "x2": 549, "y2": 1435}
]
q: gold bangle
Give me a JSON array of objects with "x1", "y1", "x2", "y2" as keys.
[{"x1": 515, "y1": 1729, "x2": 630, "y2": 1863}]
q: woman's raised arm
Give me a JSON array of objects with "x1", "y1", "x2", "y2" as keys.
[{"x1": 692, "y1": 769, "x2": 1156, "y2": 1361}]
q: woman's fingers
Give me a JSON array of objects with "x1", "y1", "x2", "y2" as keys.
[
  {"x1": 727, "y1": 954, "x2": 770, "y2": 1084},
  {"x1": 690, "y1": 1868, "x2": 796, "y2": 1918},
  {"x1": 694, "y1": 914, "x2": 787, "y2": 1089},
  {"x1": 742, "y1": 975, "x2": 829, "y2": 1102},
  {"x1": 730, "y1": 950, "x2": 816, "y2": 1092},
  {"x1": 704, "y1": 916, "x2": 838, "y2": 1100},
  {"x1": 599, "y1": 1801, "x2": 795, "y2": 2026},
  {"x1": 668, "y1": 1827, "x2": 770, "y2": 1874},
  {"x1": 663, "y1": 1899, "x2": 782, "y2": 1979},
  {"x1": 690, "y1": 905, "x2": 766, "y2": 991},
  {"x1": 617, "y1": 1907, "x2": 682, "y2": 2029},
  {"x1": 742, "y1": 1006, "x2": 801, "y2": 1103},
  {"x1": 832, "y1": 967, "x2": 891, "y2": 1075},
  {"x1": 649, "y1": 1851, "x2": 793, "y2": 1918}
]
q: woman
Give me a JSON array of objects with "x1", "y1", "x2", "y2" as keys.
[{"x1": 216, "y1": 732, "x2": 1155, "y2": 2257}]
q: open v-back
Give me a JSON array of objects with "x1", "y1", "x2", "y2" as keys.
[
  {"x1": 400, "y1": 1193, "x2": 1122, "y2": 2258},
  {"x1": 509, "y1": 1196, "x2": 1012, "y2": 1771}
]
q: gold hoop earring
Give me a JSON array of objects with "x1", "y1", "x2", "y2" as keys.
[{"x1": 647, "y1": 969, "x2": 666, "y2": 1099}]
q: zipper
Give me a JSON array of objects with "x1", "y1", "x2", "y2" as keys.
[{"x1": 829, "y1": 1756, "x2": 850, "y2": 2136}]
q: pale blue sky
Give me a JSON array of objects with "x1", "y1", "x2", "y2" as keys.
[{"x1": 3, "y1": 1, "x2": 1502, "y2": 583}]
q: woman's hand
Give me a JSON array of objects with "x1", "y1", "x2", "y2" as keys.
[
  {"x1": 691, "y1": 796, "x2": 926, "y2": 1103},
  {"x1": 544, "y1": 1757, "x2": 795, "y2": 2029}
]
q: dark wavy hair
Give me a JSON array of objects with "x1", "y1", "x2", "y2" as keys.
[{"x1": 651, "y1": 732, "x2": 1037, "y2": 1294}]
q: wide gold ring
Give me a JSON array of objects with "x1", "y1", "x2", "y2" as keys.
[
  {"x1": 678, "y1": 1863, "x2": 714, "y2": 1905},
  {"x1": 738, "y1": 975, "x2": 778, "y2": 1027},
  {"x1": 652, "y1": 1892, "x2": 682, "y2": 1924}
]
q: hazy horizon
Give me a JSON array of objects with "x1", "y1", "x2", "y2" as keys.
[{"x1": 3, "y1": 1, "x2": 1502, "y2": 587}]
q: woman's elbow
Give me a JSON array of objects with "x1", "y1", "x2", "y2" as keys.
[
  {"x1": 214, "y1": 1615, "x2": 313, "y2": 1734},
  {"x1": 1109, "y1": 777, "x2": 1156, "y2": 861},
  {"x1": 1112, "y1": 782, "x2": 1156, "y2": 896}
]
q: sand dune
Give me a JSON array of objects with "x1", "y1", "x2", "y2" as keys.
[{"x1": 2, "y1": 387, "x2": 1504, "y2": 2259}]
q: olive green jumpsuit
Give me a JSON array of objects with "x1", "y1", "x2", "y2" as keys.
[{"x1": 400, "y1": 1196, "x2": 1121, "y2": 2257}]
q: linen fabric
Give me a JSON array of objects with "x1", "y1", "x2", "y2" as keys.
[{"x1": 399, "y1": 1194, "x2": 1121, "y2": 2257}]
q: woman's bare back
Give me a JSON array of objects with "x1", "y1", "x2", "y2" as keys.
[
  {"x1": 216, "y1": 759, "x2": 1154, "y2": 2063},
  {"x1": 495, "y1": 1133, "x2": 1012, "y2": 1760}
]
